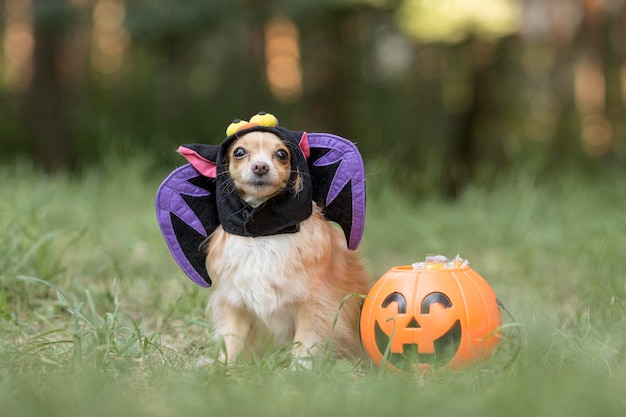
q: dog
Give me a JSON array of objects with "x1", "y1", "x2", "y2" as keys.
[{"x1": 203, "y1": 130, "x2": 371, "y2": 365}]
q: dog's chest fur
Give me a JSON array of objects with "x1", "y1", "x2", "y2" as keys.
[
  {"x1": 210, "y1": 235, "x2": 310, "y2": 309},
  {"x1": 206, "y1": 211, "x2": 331, "y2": 324}
]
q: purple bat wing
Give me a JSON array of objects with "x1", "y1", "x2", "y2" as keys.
[
  {"x1": 307, "y1": 133, "x2": 366, "y2": 250},
  {"x1": 155, "y1": 164, "x2": 218, "y2": 287}
]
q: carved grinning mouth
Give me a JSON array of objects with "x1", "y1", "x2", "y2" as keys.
[{"x1": 374, "y1": 319, "x2": 462, "y2": 371}]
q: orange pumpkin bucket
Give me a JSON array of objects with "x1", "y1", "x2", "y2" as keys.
[{"x1": 360, "y1": 258, "x2": 502, "y2": 373}]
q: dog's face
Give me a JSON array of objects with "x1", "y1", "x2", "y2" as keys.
[{"x1": 226, "y1": 131, "x2": 295, "y2": 207}]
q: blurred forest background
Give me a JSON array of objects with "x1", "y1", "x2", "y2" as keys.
[{"x1": 1, "y1": 0, "x2": 625, "y2": 197}]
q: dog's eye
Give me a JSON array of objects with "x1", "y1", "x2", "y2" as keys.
[
  {"x1": 233, "y1": 147, "x2": 247, "y2": 159},
  {"x1": 275, "y1": 149, "x2": 289, "y2": 161}
]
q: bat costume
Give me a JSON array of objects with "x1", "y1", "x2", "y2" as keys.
[{"x1": 155, "y1": 112, "x2": 366, "y2": 287}]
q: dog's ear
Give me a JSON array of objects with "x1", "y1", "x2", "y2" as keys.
[
  {"x1": 177, "y1": 144, "x2": 219, "y2": 178},
  {"x1": 299, "y1": 132, "x2": 310, "y2": 158},
  {"x1": 291, "y1": 166, "x2": 304, "y2": 196}
]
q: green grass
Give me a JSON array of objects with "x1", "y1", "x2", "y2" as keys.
[{"x1": 1, "y1": 156, "x2": 625, "y2": 416}]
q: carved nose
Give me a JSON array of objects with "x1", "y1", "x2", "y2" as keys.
[{"x1": 252, "y1": 161, "x2": 269, "y2": 176}]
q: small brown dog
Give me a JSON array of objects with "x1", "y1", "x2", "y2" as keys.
[{"x1": 204, "y1": 130, "x2": 370, "y2": 365}]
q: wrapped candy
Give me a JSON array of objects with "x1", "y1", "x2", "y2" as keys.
[{"x1": 411, "y1": 254, "x2": 469, "y2": 270}]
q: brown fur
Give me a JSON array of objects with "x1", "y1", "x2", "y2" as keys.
[{"x1": 204, "y1": 131, "x2": 370, "y2": 365}]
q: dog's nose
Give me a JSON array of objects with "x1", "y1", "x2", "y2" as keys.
[{"x1": 252, "y1": 161, "x2": 269, "y2": 176}]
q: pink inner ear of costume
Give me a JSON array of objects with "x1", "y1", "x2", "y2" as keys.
[
  {"x1": 299, "y1": 132, "x2": 310, "y2": 158},
  {"x1": 177, "y1": 146, "x2": 217, "y2": 178}
]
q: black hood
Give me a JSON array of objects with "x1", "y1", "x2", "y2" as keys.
[{"x1": 213, "y1": 125, "x2": 313, "y2": 237}]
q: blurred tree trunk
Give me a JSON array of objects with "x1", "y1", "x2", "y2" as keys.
[
  {"x1": 442, "y1": 36, "x2": 495, "y2": 198},
  {"x1": 27, "y1": 0, "x2": 75, "y2": 172},
  {"x1": 240, "y1": 0, "x2": 269, "y2": 112},
  {"x1": 570, "y1": 0, "x2": 610, "y2": 158},
  {"x1": 540, "y1": 0, "x2": 622, "y2": 172},
  {"x1": 605, "y1": 3, "x2": 626, "y2": 157},
  {"x1": 300, "y1": 8, "x2": 353, "y2": 136}
]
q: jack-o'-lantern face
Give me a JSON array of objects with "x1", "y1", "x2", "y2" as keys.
[
  {"x1": 360, "y1": 266, "x2": 502, "y2": 373},
  {"x1": 373, "y1": 291, "x2": 462, "y2": 371}
]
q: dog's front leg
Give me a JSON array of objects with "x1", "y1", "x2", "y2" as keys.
[
  {"x1": 209, "y1": 300, "x2": 253, "y2": 363},
  {"x1": 291, "y1": 303, "x2": 333, "y2": 368}
]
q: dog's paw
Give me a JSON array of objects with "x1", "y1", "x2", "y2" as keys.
[
  {"x1": 195, "y1": 355, "x2": 216, "y2": 367},
  {"x1": 289, "y1": 356, "x2": 314, "y2": 371}
]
